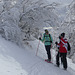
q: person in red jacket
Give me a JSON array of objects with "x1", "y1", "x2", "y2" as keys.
[{"x1": 55, "y1": 33, "x2": 68, "y2": 70}]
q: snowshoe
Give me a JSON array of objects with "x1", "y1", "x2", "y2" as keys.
[{"x1": 45, "y1": 59, "x2": 52, "y2": 63}]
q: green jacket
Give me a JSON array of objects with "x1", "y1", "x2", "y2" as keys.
[{"x1": 41, "y1": 33, "x2": 53, "y2": 46}]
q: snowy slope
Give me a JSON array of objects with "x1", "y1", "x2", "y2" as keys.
[{"x1": 0, "y1": 37, "x2": 75, "y2": 75}]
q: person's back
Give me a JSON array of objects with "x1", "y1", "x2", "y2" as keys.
[
  {"x1": 59, "y1": 37, "x2": 68, "y2": 53},
  {"x1": 42, "y1": 33, "x2": 52, "y2": 46}
]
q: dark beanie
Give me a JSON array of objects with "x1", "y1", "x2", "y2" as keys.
[
  {"x1": 45, "y1": 29, "x2": 48, "y2": 33},
  {"x1": 61, "y1": 33, "x2": 65, "y2": 37}
]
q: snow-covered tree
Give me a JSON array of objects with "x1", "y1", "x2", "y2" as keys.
[
  {"x1": 0, "y1": 0, "x2": 22, "y2": 46},
  {"x1": 19, "y1": 0, "x2": 60, "y2": 41},
  {"x1": 57, "y1": 0, "x2": 75, "y2": 59}
]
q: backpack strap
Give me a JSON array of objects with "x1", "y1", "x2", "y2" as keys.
[
  {"x1": 49, "y1": 34, "x2": 51, "y2": 40},
  {"x1": 67, "y1": 42, "x2": 71, "y2": 51},
  {"x1": 44, "y1": 34, "x2": 51, "y2": 41}
]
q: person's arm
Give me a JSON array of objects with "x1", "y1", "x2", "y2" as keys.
[
  {"x1": 39, "y1": 33, "x2": 45, "y2": 42},
  {"x1": 41, "y1": 33, "x2": 45, "y2": 42}
]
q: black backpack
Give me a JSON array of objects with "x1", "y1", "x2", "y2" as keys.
[{"x1": 67, "y1": 42, "x2": 71, "y2": 51}]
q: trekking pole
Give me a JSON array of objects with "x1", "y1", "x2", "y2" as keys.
[
  {"x1": 36, "y1": 40, "x2": 40, "y2": 56},
  {"x1": 36, "y1": 33, "x2": 42, "y2": 56}
]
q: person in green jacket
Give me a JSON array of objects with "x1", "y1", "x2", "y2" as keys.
[{"x1": 39, "y1": 29, "x2": 53, "y2": 62}]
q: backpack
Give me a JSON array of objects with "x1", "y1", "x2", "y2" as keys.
[
  {"x1": 67, "y1": 42, "x2": 71, "y2": 51},
  {"x1": 44, "y1": 34, "x2": 52, "y2": 43}
]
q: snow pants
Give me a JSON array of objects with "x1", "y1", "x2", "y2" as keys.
[
  {"x1": 45, "y1": 45, "x2": 51, "y2": 61},
  {"x1": 56, "y1": 52, "x2": 67, "y2": 69}
]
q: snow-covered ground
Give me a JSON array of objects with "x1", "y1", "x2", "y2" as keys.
[{"x1": 0, "y1": 37, "x2": 75, "y2": 75}]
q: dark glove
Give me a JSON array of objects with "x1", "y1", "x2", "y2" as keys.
[
  {"x1": 55, "y1": 42, "x2": 58, "y2": 45},
  {"x1": 58, "y1": 47, "x2": 59, "y2": 49},
  {"x1": 59, "y1": 36, "x2": 61, "y2": 39},
  {"x1": 39, "y1": 37, "x2": 41, "y2": 40},
  {"x1": 50, "y1": 41, "x2": 52, "y2": 43}
]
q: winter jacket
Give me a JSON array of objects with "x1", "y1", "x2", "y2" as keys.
[
  {"x1": 41, "y1": 33, "x2": 53, "y2": 46},
  {"x1": 57, "y1": 38, "x2": 68, "y2": 53}
]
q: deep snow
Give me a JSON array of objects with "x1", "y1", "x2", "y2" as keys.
[{"x1": 0, "y1": 37, "x2": 75, "y2": 75}]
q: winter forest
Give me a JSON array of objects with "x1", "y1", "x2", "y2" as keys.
[{"x1": 0, "y1": 0, "x2": 75, "y2": 73}]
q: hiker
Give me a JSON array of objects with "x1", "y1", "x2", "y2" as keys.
[
  {"x1": 39, "y1": 29, "x2": 53, "y2": 62},
  {"x1": 55, "y1": 33, "x2": 68, "y2": 70}
]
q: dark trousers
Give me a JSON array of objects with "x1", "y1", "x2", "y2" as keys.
[
  {"x1": 56, "y1": 52, "x2": 67, "y2": 69},
  {"x1": 45, "y1": 45, "x2": 51, "y2": 60}
]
